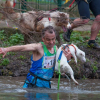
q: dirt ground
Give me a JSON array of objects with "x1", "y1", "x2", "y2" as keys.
[{"x1": 0, "y1": 20, "x2": 100, "y2": 79}]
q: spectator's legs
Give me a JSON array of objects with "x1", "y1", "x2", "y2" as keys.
[
  {"x1": 63, "y1": 18, "x2": 89, "y2": 41},
  {"x1": 63, "y1": 0, "x2": 90, "y2": 41},
  {"x1": 87, "y1": 0, "x2": 100, "y2": 49},
  {"x1": 90, "y1": 15, "x2": 100, "y2": 40},
  {"x1": 87, "y1": 15, "x2": 100, "y2": 49},
  {"x1": 71, "y1": 18, "x2": 89, "y2": 29}
]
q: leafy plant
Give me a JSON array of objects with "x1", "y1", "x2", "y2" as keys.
[
  {"x1": 8, "y1": 33, "x2": 24, "y2": 45},
  {"x1": 96, "y1": 37, "x2": 100, "y2": 44},
  {"x1": 0, "y1": 55, "x2": 2, "y2": 59},
  {"x1": 7, "y1": 52, "x2": 16, "y2": 55},
  {"x1": 92, "y1": 66, "x2": 98, "y2": 73},
  {"x1": 86, "y1": 58, "x2": 90, "y2": 62},
  {"x1": 18, "y1": 55, "x2": 26, "y2": 60},
  {"x1": 0, "y1": 58, "x2": 9, "y2": 66},
  {"x1": 0, "y1": 30, "x2": 24, "y2": 47},
  {"x1": 0, "y1": 30, "x2": 6, "y2": 41},
  {"x1": 70, "y1": 32, "x2": 84, "y2": 44},
  {"x1": 82, "y1": 75, "x2": 87, "y2": 80}
]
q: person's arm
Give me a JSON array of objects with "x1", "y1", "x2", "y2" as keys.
[{"x1": 0, "y1": 43, "x2": 41, "y2": 58}]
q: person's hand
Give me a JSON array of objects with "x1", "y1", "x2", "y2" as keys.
[
  {"x1": 0, "y1": 48, "x2": 7, "y2": 58},
  {"x1": 65, "y1": 49, "x2": 71, "y2": 61},
  {"x1": 63, "y1": 49, "x2": 71, "y2": 61}
]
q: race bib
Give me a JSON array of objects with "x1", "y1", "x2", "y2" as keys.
[{"x1": 43, "y1": 56, "x2": 55, "y2": 68}]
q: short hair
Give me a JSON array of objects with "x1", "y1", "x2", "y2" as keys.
[{"x1": 41, "y1": 26, "x2": 56, "y2": 37}]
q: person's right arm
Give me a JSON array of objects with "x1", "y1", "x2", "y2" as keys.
[{"x1": 0, "y1": 43, "x2": 41, "y2": 58}]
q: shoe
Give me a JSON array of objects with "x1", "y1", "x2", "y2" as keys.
[
  {"x1": 63, "y1": 29, "x2": 73, "y2": 42},
  {"x1": 88, "y1": 41, "x2": 100, "y2": 49}
]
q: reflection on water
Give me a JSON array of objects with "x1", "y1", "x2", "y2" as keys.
[
  {"x1": 24, "y1": 92, "x2": 52, "y2": 100},
  {"x1": 0, "y1": 76, "x2": 100, "y2": 100}
]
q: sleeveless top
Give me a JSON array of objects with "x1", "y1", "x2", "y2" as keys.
[{"x1": 29, "y1": 42, "x2": 57, "y2": 80}]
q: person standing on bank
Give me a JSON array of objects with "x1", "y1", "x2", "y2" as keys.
[
  {"x1": 63, "y1": 0, "x2": 100, "y2": 49},
  {"x1": 0, "y1": 26, "x2": 57, "y2": 88}
]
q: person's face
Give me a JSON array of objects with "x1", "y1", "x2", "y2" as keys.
[{"x1": 42, "y1": 31, "x2": 56, "y2": 49}]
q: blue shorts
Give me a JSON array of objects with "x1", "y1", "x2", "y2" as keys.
[
  {"x1": 75, "y1": 0, "x2": 100, "y2": 19},
  {"x1": 23, "y1": 73, "x2": 51, "y2": 88}
]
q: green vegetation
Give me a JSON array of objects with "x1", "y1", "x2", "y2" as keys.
[
  {"x1": 0, "y1": 29, "x2": 24, "y2": 66},
  {"x1": 92, "y1": 66, "x2": 98, "y2": 73},
  {"x1": 0, "y1": 28, "x2": 98, "y2": 48},
  {"x1": 0, "y1": 28, "x2": 94, "y2": 48},
  {"x1": 0, "y1": 58, "x2": 9, "y2": 66},
  {"x1": 91, "y1": 63, "x2": 98, "y2": 73},
  {"x1": 8, "y1": 33, "x2": 24, "y2": 45},
  {"x1": 82, "y1": 75, "x2": 87, "y2": 80},
  {"x1": 0, "y1": 30, "x2": 24, "y2": 47},
  {"x1": 17, "y1": 55, "x2": 26, "y2": 60},
  {"x1": 59, "y1": 30, "x2": 100, "y2": 46},
  {"x1": 59, "y1": 31, "x2": 90, "y2": 46}
]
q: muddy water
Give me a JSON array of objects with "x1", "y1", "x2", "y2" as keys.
[{"x1": 0, "y1": 76, "x2": 100, "y2": 100}]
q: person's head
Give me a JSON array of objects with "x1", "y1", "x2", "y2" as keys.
[{"x1": 42, "y1": 26, "x2": 56, "y2": 49}]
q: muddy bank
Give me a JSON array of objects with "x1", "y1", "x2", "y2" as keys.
[{"x1": 0, "y1": 27, "x2": 100, "y2": 79}]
